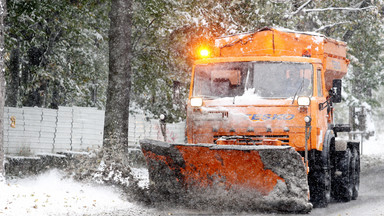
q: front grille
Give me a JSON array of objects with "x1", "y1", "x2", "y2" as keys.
[{"x1": 213, "y1": 135, "x2": 289, "y2": 145}]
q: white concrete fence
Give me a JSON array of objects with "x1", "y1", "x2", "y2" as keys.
[{"x1": 3, "y1": 106, "x2": 185, "y2": 156}]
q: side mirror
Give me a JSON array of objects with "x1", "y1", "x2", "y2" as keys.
[{"x1": 332, "y1": 79, "x2": 342, "y2": 103}]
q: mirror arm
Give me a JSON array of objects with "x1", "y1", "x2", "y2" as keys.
[
  {"x1": 319, "y1": 89, "x2": 334, "y2": 111},
  {"x1": 319, "y1": 97, "x2": 332, "y2": 111}
]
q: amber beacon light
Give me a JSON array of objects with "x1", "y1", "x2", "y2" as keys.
[{"x1": 199, "y1": 47, "x2": 210, "y2": 58}]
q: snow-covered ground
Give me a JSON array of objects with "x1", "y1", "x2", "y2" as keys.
[
  {"x1": 0, "y1": 169, "x2": 156, "y2": 216},
  {"x1": 1, "y1": 137, "x2": 384, "y2": 216},
  {"x1": 360, "y1": 135, "x2": 384, "y2": 155}
]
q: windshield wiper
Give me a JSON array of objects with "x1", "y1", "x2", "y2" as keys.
[{"x1": 292, "y1": 78, "x2": 305, "y2": 104}]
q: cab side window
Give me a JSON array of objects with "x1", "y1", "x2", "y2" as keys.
[{"x1": 317, "y1": 69, "x2": 323, "y2": 97}]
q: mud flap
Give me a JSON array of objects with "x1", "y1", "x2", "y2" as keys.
[{"x1": 140, "y1": 139, "x2": 312, "y2": 213}]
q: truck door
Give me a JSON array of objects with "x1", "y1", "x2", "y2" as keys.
[{"x1": 315, "y1": 67, "x2": 328, "y2": 150}]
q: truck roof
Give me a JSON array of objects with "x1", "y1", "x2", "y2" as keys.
[{"x1": 194, "y1": 56, "x2": 322, "y2": 65}]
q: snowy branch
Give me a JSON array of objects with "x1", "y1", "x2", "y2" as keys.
[
  {"x1": 315, "y1": 21, "x2": 351, "y2": 32},
  {"x1": 303, "y1": 6, "x2": 376, "y2": 13},
  {"x1": 290, "y1": 0, "x2": 312, "y2": 16},
  {"x1": 132, "y1": 17, "x2": 158, "y2": 52}
]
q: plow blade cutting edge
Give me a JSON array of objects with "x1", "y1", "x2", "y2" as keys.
[{"x1": 140, "y1": 139, "x2": 312, "y2": 213}]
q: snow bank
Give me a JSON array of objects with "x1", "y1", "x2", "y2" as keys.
[
  {"x1": 361, "y1": 154, "x2": 384, "y2": 173},
  {"x1": 130, "y1": 167, "x2": 149, "y2": 188},
  {"x1": 0, "y1": 169, "x2": 136, "y2": 216},
  {"x1": 362, "y1": 135, "x2": 384, "y2": 155},
  {"x1": 359, "y1": 132, "x2": 384, "y2": 172},
  {"x1": 0, "y1": 174, "x2": 5, "y2": 185}
]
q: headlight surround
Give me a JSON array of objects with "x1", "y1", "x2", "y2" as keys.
[
  {"x1": 304, "y1": 116, "x2": 311, "y2": 123},
  {"x1": 191, "y1": 97, "x2": 203, "y2": 107},
  {"x1": 297, "y1": 96, "x2": 310, "y2": 106}
]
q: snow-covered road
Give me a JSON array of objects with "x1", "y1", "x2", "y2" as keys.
[
  {"x1": 1, "y1": 139, "x2": 384, "y2": 216},
  {"x1": 308, "y1": 155, "x2": 384, "y2": 216}
]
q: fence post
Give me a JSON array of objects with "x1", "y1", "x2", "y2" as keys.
[
  {"x1": 52, "y1": 109, "x2": 58, "y2": 153},
  {"x1": 38, "y1": 108, "x2": 43, "y2": 151},
  {"x1": 70, "y1": 107, "x2": 74, "y2": 151},
  {"x1": 4, "y1": 107, "x2": 8, "y2": 154}
]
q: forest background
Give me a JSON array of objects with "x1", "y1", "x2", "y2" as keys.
[{"x1": 4, "y1": 0, "x2": 384, "y2": 123}]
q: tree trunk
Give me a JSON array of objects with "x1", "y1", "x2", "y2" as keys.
[
  {"x1": 103, "y1": 0, "x2": 132, "y2": 161},
  {"x1": 5, "y1": 48, "x2": 19, "y2": 107},
  {"x1": 0, "y1": 0, "x2": 6, "y2": 179}
]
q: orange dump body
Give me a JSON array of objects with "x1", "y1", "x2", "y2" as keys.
[{"x1": 214, "y1": 28, "x2": 348, "y2": 90}]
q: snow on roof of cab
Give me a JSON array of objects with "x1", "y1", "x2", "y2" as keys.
[
  {"x1": 215, "y1": 26, "x2": 342, "y2": 47},
  {"x1": 217, "y1": 27, "x2": 326, "y2": 39},
  {"x1": 272, "y1": 26, "x2": 325, "y2": 37}
]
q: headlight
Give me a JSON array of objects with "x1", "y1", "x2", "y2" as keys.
[
  {"x1": 304, "y1": 116, "x2": 311, "y2": 123},
  {"x1": 298, "y1": 96, "x2": 310, "y2": 106},
  {"x1": 191, "y1": 97, "x2": 203, "y2": 107}
]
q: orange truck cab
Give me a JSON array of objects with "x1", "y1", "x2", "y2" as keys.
[{"x1": 186, "y1": 27, "x2": 360, "y2": 207}]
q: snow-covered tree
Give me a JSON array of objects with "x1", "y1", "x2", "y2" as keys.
[
  {"x1": 4, "y1": 0, "x2": 109, "y2": 109},
  {"x1": 284, "y1": 0, "x2": 384, "y2": 107},
  {"x1": 129, "y1": 0, "x2": 189, "y2": 122}
]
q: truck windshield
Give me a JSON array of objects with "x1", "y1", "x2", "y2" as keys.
[{"x1": 193, "y1": 62, "x2": 313, "y2": 98}]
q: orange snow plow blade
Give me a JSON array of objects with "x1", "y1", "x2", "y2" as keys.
[{"x1": 140, "y1": 139, "x2": 312, "y2": 212}]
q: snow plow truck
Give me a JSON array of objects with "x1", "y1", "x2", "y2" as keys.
[{"x1": 140, "y1": 27, "x2": 360, "y2": 212}]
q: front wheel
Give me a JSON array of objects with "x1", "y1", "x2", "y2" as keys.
[
  {"x1": 332, "y1": 148, "x2": 353, "y2": 202},
  {"x1": 309, "y1": 152, "x2": 331, "y2": 208}
]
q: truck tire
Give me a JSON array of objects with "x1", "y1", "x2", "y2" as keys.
[
  {"x1": 309, "y1": 152, "x2": 331, "y2": 208},
  {"x1": 333, "y1": 147, "x2": 353, "y2": 202},
  {"x1": 352, "y1": 147, "x2": 360, "y2": 200}
]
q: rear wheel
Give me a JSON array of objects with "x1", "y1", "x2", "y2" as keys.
[{"x1": 352, "y1": 147, "x2": 360, "y2": 200}]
